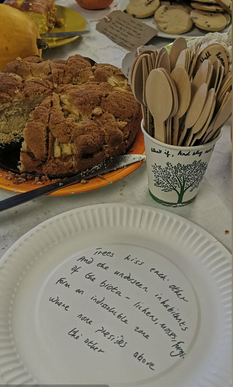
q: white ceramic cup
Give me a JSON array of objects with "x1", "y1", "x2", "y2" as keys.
[{"x1": 141, "y1": 121, "x2": 221, "y2": 207}]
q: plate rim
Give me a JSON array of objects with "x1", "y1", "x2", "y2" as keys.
[{"x1": 0, "y1": 202, "x2": 231, "y2": 259}]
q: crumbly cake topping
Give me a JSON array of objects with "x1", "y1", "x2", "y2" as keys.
[
  {"x1": 0, "y1": 73, "x2": 22, "y2": 105},
  {"x1": 0, "y1": 55, "x2": 141, "y2": 176}
]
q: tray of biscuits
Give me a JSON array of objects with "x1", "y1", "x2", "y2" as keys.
[{"x1": 118, "y1": 0, "x2": 231, "y2": 38}]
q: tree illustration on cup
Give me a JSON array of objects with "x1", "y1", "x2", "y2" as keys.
[{"x1": 152, "y1": 160, "x2": 208, "y2": 204}]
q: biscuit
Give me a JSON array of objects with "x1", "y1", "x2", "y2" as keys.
[
  {"x1": 190, "y1": 9, "x2": 227, "y2": 31},
  {"x1": 190, "y1": 2, "x2": 224, "y2": 11},
  {"x1": 126, "y1": 0, "x2": 160, "y2": 18},
  {"x1": 154, "y1": 5, "x2": 193, "y2": 34},
  {"x1": 214, "y1": 0, "x2": 232, "y2": 13},
  {"x1": 160, "y1": 1, "x2": 192, "y2": 12}
]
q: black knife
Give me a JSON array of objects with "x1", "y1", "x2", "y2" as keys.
[
  {"x1": 0, "y1": 154, "x2": 145, "y2": 212},
  {"x1": 41, "y1": 31, "x2": 89, "y2": 38}
]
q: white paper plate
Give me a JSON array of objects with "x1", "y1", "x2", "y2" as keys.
[
  {"x1": 118, "y1": 0, "x2": 231, "y2": 39},
  {"x1": 0, "y1": 203, "x2": 231, "y2": 386}
]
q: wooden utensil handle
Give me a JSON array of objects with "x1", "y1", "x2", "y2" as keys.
[
  {"x1": 142, "y1": 105, "x2": 147, "y2": 132},
  {"x1": 178, "y1": 125, "x2": 188, "y2": 146},
  {"x1": 172, "y1": 116, "x2": 179, "y2": 145},
  {"x1": 147, "y1": 110, "x2": 154, "y2": 137},
  {"x1": 154, "y1": 121, "x2": 165, "y2": 143}
]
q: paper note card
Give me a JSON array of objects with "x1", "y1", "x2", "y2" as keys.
[{"x1": 96, "y1": 11, "x2": 158, "y2": 51}]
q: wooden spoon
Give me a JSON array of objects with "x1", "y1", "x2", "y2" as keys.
[
  {"x1": 151, "y1": 50, "x2": 158, "y2": 69},
  {"x1": 145, "y1": 69, "x2": 173, "y2": 143},
  {"x1": 191, "y1": 59, "x2": 210, "y2": 98},
  {"x1": 188, "y1": 41, "x2": 202, "y2": 78},
  {"x1": 217, "y1": 71, "x2": 232, "y2": 105},
  {"x1": 207, "y1": 127, "x2": 221, "y2": 142},
  {"x1": 130, "y1": 55, "x2": 141, "y2": 87},
  {"x1": 157, "y1": 47, "x2": 167, "y2": 62},
  {"x1": 170, "y1": 66, "x2": 191, "y2": 145},
  {"x1": 147, "y1": 54, "x2": 153, "y2": 73},
  {"x1": 201, "y1": 91, "x2": 232, "y2": 144},
  {"x1": 142, "y1": 57, "x2": 154, "y2": 136},
  {"x1": 160, "y1": 69, "x2": 178, "y2": 144},
  {"x1": 169, "y1": 37, "x2": 187, "y2": 71},
  {"x1": 142, "y1": 56, "x2": 149, "y2": 130},
  {"x1": 190, "y1": 93, "x2": 216, "y2": 146},
  {"x1": 146, "y1": 55, "x2": 155, "y2": 137},
  {"x1": 175, "y1": 49, "x2": 187, "y2": 69},
  {"x1": 131, "y1": 54, "x2": 149, "y2": 129},
  {"x1": 129, "y1": 50, "x2": 153, "y2": 86},
  {"x1": 158, "y1": 50, "x2": 171, "y2": 72},
  {"x1": 167, "y1": 75, "x2": 179, "y2": 144},
  {"x1": 131, "y1": 53, "x2": 151, "y2": 102},
  {"x1": 151, "y1": 50, "x2": 158, "y2": 68},
  {"x1": 209, "y1": 60, "x2": 220, "y2": 89},
  {"x1": 185, "y1": 88, "x2": 216, "y2": 146},
  {"x1": 184, "y1": 48, "x2": 191, "y2": 72},
  {"x1": 215, "y1": 63, "x2": 224, "y2": 95},
  {"x1": 178, "y1": 83, "x2": 208, "y2": 146},
  {"x1": 206, "y1": 62, "x2": 213, "y2": 88}
]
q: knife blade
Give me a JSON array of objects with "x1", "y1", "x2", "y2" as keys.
[
  {"x1": 41, "y1": 31, "x2": 89, "y2": 38},
  {"x1": 0, "y1": 154, "x2": 145, "y2": 212}
]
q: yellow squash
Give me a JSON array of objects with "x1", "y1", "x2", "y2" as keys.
[{"x1": 0, "y1": 4, "x2": 42, "y2": 71}]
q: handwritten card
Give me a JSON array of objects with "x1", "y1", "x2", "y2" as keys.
[
  {"x1": 37, "y1": 244, "x2": 198, "y2": 381},
  {"x1": 196, "y1": 44, "x2": 229, "y2": 75},
  {"x1": 96, "y1": 11, "x2": 158, "y2": 51}
]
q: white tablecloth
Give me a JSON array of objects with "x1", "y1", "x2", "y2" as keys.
[{"x1": 0, "y1": 1, "x2": 232, "y2": 384}]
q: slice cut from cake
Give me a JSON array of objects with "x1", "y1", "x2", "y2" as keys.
[{"x1": 3, "y1": 0, "x2": 56, "y2": 34}]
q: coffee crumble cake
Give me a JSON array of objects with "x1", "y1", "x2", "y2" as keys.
[{"x1": 0, "y1": 55, "x2": 141, "y2": 177}]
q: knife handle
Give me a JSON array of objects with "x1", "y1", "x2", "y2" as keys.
[{"x1": 0, "y1": 176, "x2": 81, "y2": 212}]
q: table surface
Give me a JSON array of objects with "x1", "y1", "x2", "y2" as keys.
[
  {"x1": 0, "y1": 1, "x2": 232, "y2": 385},
  {"x1": 0, "y1": 0, "x2": 232, "y2": 264}
]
